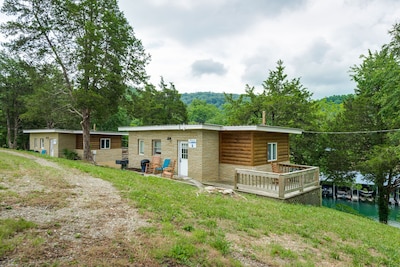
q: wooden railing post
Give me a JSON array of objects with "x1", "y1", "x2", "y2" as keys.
[
  {"x1": 300, "y1": 174, "x2": 304, "y2": 192},
  {"x1": 278, "y1": 175, "x2": 285, "y2": 198},
  {"x1": 234, "y1": 171, "x2": 239, "y2": 190},
  {"x1": 235, "y1": 166, "x2": 319, "y2": 200}
]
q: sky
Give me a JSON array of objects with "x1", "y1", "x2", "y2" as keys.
[{"x1": 1, "y1": 0, "x2": 400, "y2": 99}]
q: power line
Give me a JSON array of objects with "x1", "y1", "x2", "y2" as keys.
[{"x1": 303, "y1": 129, "x2": 400, "y2": 134}]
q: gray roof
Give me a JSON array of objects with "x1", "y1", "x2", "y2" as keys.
[
  {"x1": 118, "y1": 124, "x2": 303, "y2": 134},
  {"x1": 23, "y1": 129, "x2": 128, "y2": 136}
]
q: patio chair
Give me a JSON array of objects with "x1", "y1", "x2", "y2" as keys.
[
  {"x1": 162, "y1": 159, "x2": 176, "y2": 179},
  {"x1": 154, "y1": 158, "x2": 171, "y2": 174},
  {"x1": 146, "y1": 155, "x2": 161, "y2": 173},
  {"x1": 271, "y1": 162, "x2": 282, "y2": 173}
]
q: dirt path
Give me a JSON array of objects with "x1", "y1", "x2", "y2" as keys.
[{"x1": 0, "y1": 150, "x2": 149, "y2": 266}]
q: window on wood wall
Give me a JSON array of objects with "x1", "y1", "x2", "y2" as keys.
[
  {"x1": 268, "y1": 142, "x2": 277, "y2": 161},
  {"x1": 138, "y1": 140, "x2": 144, "y2": 155},
  {"x1": 100, "y1": 138, "x2": 111, "y2": 149}
]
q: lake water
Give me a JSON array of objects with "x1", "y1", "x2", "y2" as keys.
[{"x1": 322, "y1": 198, "x2": 400, "y2": 228}]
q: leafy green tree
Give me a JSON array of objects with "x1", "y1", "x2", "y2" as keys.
[
  {"x1": 1, "y1": 0, "x2": 149, "y2": 160},
  {"x1": 132, "y1": 77, "x2": 188, "y2": 125},
  {"x1": 324, "y1": 94, "x2": 352, "y2": 104},
  {"x1": 0, "y1": 52, "x2": 33, "y2": 148},
  {"x1": 223, "y1": 90, "x2": 256, "y2": 125},
  {"x1": 358, "y1": 145, "x2": 400, "y2": 223},
  {"x1": 187, "y1": 99, "x2": 222, "y2": 124},
  {"x1": 181, "y1": 92, "x2": 239, "y2": 108},
  {"x1": 21, "y1": 64, "x2": 79, "y2": 129},
  {"x1": 326, "y1": 42, "x2": 400, "y2": 223},
  {"x1": 93, "y1": 107, "x2": 131, "y2": 131},
  {"x1": 315, "y1": 98, "x2": 345, "y2": 131},
  {"x1": 224, "y1": 60, "x2": 318, "y2": 166},
  {"x1": 262, "y1": 60, "x2": 316, "y2": 128},
  {"x1": 224, "y1": 60, "x2": 316, "y2": 129}
]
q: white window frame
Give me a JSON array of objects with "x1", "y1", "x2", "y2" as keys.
[
  {"x1": 152, "y1": 139, "x2": 161, "y2": 155},
  {"x1": 138, "y1": 139, "x2": 145, "y2": 155},
  {"x1": 100, "y1": 138, "x2": 111, "y2": 149},
  {"x1": 268, "y1": 142, "x2": 277, "y2": 161}
]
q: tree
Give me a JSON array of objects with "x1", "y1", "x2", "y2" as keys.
[
  {"x1": 224, "y1": 60, "x2": 316, "y2": 128},
  {"x1": 224, "y1": 60, "x2": 318, "y2": 166},
  {"x1": 1, "y1": 0, "x2": 149, "y2": 160},
  {"x1": 326, "y1": 44, "x2": 400, "y2": 223},
  {"x1": 21, "y1": 63, "x2": 79, "y2": 129},
  {"x1": 187, "y1": 99, "x2": 222, "y2": 124},
  {"x1": 262, "y1": 60, "x2": 316, "y2": 128},
  {"x1": 223, "y1": 89, "x2": 257, "y2": 125},
  {"x1": 0, "y1": 51, "x2": 33, "y2": 149},
  {"x1": 132, "y1": 77, "x2": 188, "y2": 125},
  {"x1": 181, "y1": 92, "x2": 238, "y2": 108},
  {"x1": 359, "y1": 145, "x2": 400, "y2": 223}
]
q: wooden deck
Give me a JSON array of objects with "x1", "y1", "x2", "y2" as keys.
[{"x1": 234, "y1": 163, "x2": 320, "y2": 200}]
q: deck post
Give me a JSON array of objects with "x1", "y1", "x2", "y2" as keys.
[
  {"x1": 300, "y1": 174, "x2": 304, "y2": 192},
  {"x1": 234, "y1": 165, "x2": 319, "y2": 201},
  {"x1": 278, "y1": 174, "x2": 285, "y2": 198},
  {"x1": 234, "y1": 171, "x2": 239, "y2": 190}
]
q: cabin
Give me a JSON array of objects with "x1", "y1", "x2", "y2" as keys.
[
  {"x1": 118, "y1": 124, "x2": 302, "y2": 181},
  {"x1": 118, "y1": 124, "x2": 320, "y2": 206},
  {"x1": 23, "y1": 129, "x2": 127, "y2": 168}
]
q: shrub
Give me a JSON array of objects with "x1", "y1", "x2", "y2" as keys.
[{"x1": 62, "y1": 149, "x2": 80, "y2": 160}]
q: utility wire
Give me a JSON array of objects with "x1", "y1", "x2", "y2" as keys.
[{"x1": 303, "y1": 129, "x2": 400, "y2": 134}]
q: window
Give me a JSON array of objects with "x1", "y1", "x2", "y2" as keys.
[
  {"x1": 34, "y1": 138, "x2": 38, "y2": 149},
  {"x1": 40, "y1": 138, "x2": 45, "y2": 149},
  {"x1": 100, "y1": 138, "x2": 111, "y2": 149},
  {"x1": 138, "y1": 140, "x2": 144, "y2": 155},
  {"x1": 268, "y1": 142, "x2": 277, "y2": 161},
  {"x1": 152, "y1": 140, "x2": 161, "y2": 155},
  {"x1": 180, "y1": 142, "x2": 188, "y2": 159}
]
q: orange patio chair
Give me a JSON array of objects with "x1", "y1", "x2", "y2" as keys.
[
  {"x1": 146, "y1": 155, "x2": 161, "y2": 173},
  {"x1": 162, "y1": 159, "x2": 176, "y2": 179}
]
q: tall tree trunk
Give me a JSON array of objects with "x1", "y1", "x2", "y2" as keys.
[
  {"x1": 13, "y1": 116, "x2": 19, "y2": 148},
  {"x1": 6, "y1": 111, "x2": 18, "y2": 149},
  {"x1": 377, "y1": 174, "x2": 389, "y2": 224},
  {"x1": 81, "y1": 108, "x2": 93, "y2": 162},
  {"x1": 6, "y1": 116, "x2": 12, "y2": 148}
]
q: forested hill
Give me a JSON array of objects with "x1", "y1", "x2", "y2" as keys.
[
  {"x1": 181, "y1": 92, "x2": 240, "y2": 108},
  {"x1": 181, "y1": 91, "x2": 352, "y2": 107},
  {"x1": 324, "y1": 94, "x2": 353, "y2": 104}
]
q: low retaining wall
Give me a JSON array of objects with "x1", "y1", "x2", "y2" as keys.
[{"x1": 282, "y1": 187, "x2": 321, "y2": 206}]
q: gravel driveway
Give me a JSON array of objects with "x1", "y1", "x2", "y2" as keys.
[{"x1": 0, "y1": 150, "x2": 149, "y2": 266}]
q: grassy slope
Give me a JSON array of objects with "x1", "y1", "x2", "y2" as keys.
[{"x1": 2, "y1": 151, "x2": 400, "y2": 266}]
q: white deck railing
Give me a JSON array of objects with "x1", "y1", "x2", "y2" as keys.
[{"x1": 234, "y1": 163, "x2": 320, "y2": 199}]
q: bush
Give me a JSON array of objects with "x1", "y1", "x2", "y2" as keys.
[{"x1": 62, "y1": 149, "x2": 80, "y2": 160}]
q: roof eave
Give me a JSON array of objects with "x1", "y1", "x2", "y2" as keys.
[{"x1": 118, "y1": 124, "x2": 303, "y2": 134}]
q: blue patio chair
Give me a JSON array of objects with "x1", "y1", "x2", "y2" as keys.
[{"x1": 155, "y1": 158, "x2": 171, "y2": 174}]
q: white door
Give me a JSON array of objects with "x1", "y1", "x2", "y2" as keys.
[{"x1": 178, "y1": 141, "x2": 188, "y2": 177}]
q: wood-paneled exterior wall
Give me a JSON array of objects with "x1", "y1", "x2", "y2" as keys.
[
  {"x1": 75, "y1": 135, "x2": 122, "y2": 150},
  {"x1": 219, "y1": 131, "x2": 290, "y2": 166}
]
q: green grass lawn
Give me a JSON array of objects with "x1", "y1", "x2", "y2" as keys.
[{"x1": 1, "y1": 150, "x2": 400, "y2": 266}]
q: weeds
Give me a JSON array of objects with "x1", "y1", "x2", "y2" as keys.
[{"x1": 0, "y1": 218, "x2": 36, "y2": 257}]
